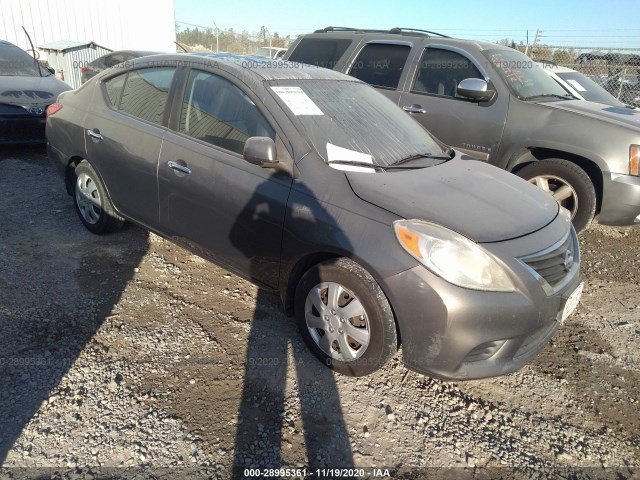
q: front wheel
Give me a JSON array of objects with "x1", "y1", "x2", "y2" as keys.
[
  {"x1": 516, "y1": 159, "x2": 596, "y2": 233},
  {"x1": 73, "y1": 160, "x2": 124, "y2": 234},
  {"x1": 294, "y1": 258, "x2": 398, "y2": 376}
]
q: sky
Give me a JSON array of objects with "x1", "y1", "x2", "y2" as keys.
[{"x1": 174, "y1": 0, "x2": 640, "y2": 48}]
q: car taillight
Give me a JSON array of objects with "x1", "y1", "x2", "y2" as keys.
[
  {"x1": 81, "y1": 67, "x2": 88, "y2": 73},
  {"x1": 46, "y1": 103, "x2": 63, "y2": 118}
]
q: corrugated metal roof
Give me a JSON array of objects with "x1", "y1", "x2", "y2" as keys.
[{"x1": 38, "y1": 40, "x2": 110, "y2": 52}]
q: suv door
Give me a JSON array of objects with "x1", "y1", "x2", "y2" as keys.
[
  {"x1": 86, "y1": 66, "x2": 176, "y2": 227},
  {"x1": 399, "y1": 46, "x2": 508, "y2": 161},
  {"x1": 158, "y1": 69, "x2": 292, "y2": 287},
  {"x1": 348, "y1": 41, "x2": 414, "y2": 103}
]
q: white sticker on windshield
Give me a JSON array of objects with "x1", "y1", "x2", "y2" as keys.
[
  {"x1": 566, "y1": 79, "x2": 587, "y2": 92},
  {"x1": 271, "y1": 86, "x2": 324, "y2": 115},
  {"x1": 326, "y1": 143, "x2": 375, "y2": 172},
  {"x1": 327, "y1": 143, "x2": 373, "y2": 164}
]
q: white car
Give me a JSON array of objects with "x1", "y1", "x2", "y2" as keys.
[
  {"x1": 254, "y1": 46, "x2": 287, "y2": 59},
  {"x1": 537, "y1": 61, "x2": 636, "y2": 109}
]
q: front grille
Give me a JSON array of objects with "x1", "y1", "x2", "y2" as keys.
[{"x1": 518, "y1": 229, "x2": 579, "y2": 295}]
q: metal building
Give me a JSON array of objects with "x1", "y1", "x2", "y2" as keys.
[
  {"x1": 38, "y1": 40, "x2": 111, "y2": 89},
  {"x1": 0, "y1": 0, "x2": 176, "y2": 53}
]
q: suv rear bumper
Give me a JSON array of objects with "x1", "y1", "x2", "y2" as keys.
[{"x1": 599, "y1": 172, "x2": 640, "y2": 225}]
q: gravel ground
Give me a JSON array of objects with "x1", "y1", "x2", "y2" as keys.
[{"x1": 0, "y1": 146, "x2": 638, "y2": 479}]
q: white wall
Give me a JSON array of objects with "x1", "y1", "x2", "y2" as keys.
[{"x1": 0, "y1": 0, "x2": 176, "y2": 53}]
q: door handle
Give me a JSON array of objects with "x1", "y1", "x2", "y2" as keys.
[
  {"x1": 167, "y1": 160, "x2": 191, "y2": 175},
  {"x1": 402, "y1": 104, "x2": 427, "y2": 114},
  {"x1": 86, "y1": 129, "x2": 103, "y2": 141}
]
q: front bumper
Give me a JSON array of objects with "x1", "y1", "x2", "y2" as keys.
[
  {"x1": 599, "y1": 172, "x2": 640, "y2": 225},
  {"x1": 380, "y1": 217, "x2": 581, "y2": 380}
]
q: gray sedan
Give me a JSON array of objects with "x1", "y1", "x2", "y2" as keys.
[{"x1": 46, "y1": 54, "x2": 582, "y2": 379}]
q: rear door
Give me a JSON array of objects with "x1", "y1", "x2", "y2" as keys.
[
  {"x1": 85, "y1": 66, "x2": 176, "y2": 228},
  {"x1": 158, "y1": 68, "x2": 292, "y2": 287},
  {"x1": 347, "y1": 41, "x2": 415, "y2": 104}
]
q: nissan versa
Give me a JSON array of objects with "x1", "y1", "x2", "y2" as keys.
[{"x1": 46, "y1": 54, "x2": 582, "y2": 379}]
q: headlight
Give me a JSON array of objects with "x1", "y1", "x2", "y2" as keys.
[{"x1": 393, "y1": 220, "x2": 516, "y2": 292}]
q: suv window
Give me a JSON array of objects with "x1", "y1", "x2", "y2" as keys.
[
  {"x1": 107, "y1": 67, "x2": 175, "y2": 124},
  {"x1": 288, "y1": 38, "x2": 351, "y2": 69},
  {"x1": 412, "y1": 48, "x2": 483, "y2": 98},
  {"x1": 179, "y1": 69, "x2": 275, "y2": 155},
  {"x1": 349, "y1": 43, "x2": 411, "y2": 89}
]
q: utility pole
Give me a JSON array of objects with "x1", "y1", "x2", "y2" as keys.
[
  {"x1": 212, "y1": 19, "x2": 219, "y2": 52},
  {"x1": 525, "y1": 29, "x2": 542, "y2": 57}
]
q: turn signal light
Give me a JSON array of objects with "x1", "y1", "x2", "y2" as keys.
[{"x1": 631, "y1": 145, "x2": 640, "y2": 176}]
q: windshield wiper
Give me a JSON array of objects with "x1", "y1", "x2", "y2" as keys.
[
  {"x1": 389, "y1": 150, "x2": 454, "y2": 167},
  {"x1": 520, "y1": 93, "x2": 576, "y2": 101},
  {"x1": 327, "y1": 160, "x2": 436, "y2": 171}
]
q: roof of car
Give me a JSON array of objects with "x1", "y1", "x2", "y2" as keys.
[
  {"x1": 299, "y1": 27, "x2": 511, "y2": 52},
  {"x1": 128, "y1": 53, "x2": 359, "y2": 82}
]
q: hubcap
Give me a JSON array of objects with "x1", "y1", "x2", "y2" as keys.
[
  {"x1": 529, "y1": 175, "x2": 578, "y2": 219},
  {"x1": 304, "y1": 282, "x2": 370, "y2": 362},
  {"x1": 75, "y1": 172, "x2": 102, "y2": 224}
]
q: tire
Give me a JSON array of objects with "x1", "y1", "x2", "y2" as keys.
[
  {"x1": 73, "y1": 160, "x2": 124, "y2": 234},
  {"x1": 516, "y1": 159, "x2": 596, "y2": 233},
  {"x1": 294, "y1": 258, "x2": 398, "y2": 376}
]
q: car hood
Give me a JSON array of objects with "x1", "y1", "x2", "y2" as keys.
[
  {"x1": 541, "y1": 99, "x2": 640, "y2": 129},
  {"x1": 0, "y1": 75, "x2": 71, "y2": 107},
  {"x1": 345, "y1": 157, "x2": 558, "y2": 243}
]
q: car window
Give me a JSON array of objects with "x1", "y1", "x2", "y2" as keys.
[
  {"x1": 0, "y1": 43, "x2": 49, "y2": 76},
  {"x1": 555, "y1": 71, "x2": 625, "y2": 106},
  {"x1": 114, "y1": 67, "x2": 175, "y2": 125},
  {"x1": 104, "y1": 73, "x2": 126, "y2": 107},
  {"x1": 412, "y1": 48, "x2": 483, "y2": 98},
  {"x1": 349, "y1": 43, "x2": 411, "y2": 90},
  {"x1": 179, "y1": 69, "x2": 275, "y2": 155},
  {"x1": 287, "y1": 38, "x2": 352, "y2": 69},
  {"x1": 103, "y1": 53, "x2": 127, "y2": 68}
]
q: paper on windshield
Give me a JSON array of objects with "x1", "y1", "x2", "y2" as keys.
[
  {"x1": 326, "y1": 143, "x2": 375, "y2": 172},
  {"x1": 566, "y1": 79, "x2": 587, "y2": 92},
  {"x1": 271, "y1": 86, "x2": 324, "y2": 115}
]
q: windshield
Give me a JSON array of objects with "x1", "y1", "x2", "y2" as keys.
[
  {"x1": 556, "y1": 70, "x2": 625, "y2": 107},
  {"x1": 485, "y1": 49, "x2": 571, "y2": 101},
  {"x1": 269, "y1": 80, "x2": 450, "y2": 167},
  {"x1": 0, "y1": 44, "x2": 50, "y2": 76}
]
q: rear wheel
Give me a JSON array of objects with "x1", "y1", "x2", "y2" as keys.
[
  {"x1": 73, "y1": 160, "x2": 124, "y2": 234},
  {"x1": 516, "y1": 159, "x2": 596, "y2": 233},
  {"x1": 294, "y1": 258, "x2": 398, "y2": 376}
]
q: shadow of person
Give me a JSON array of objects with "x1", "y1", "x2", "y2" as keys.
[
  {"x1": 0, "y1": 146, "x2": 149, "y2": 464},
  {"x1": 229, "y1": 177, "x2": 356, "y2": 476}
]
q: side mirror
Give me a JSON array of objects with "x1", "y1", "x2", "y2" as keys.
[
  {"x1": 243, "y1": 137, "x2": 278, "y2": 167},
  {"x1": 458, "y1": 78, "x2": 495, "y2": 102}
]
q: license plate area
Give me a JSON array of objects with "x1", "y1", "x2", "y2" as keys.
[{"x1": 559, "y1": 282, "x2": 583, "y2": 324}]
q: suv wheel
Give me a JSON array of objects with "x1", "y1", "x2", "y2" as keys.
[
  {"x1": 294, "y1": 258, "x2": 398, "y2": 376},
  {"x1": 516, "y1": 159, "x2": 596, "y2": 233}
]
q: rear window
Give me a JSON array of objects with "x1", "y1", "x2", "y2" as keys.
[
  {"x1": 288, "y1": 38, "x2": 352, "y2": 69},
  {"x1": 0, "y1": 43, "x2": 49, "y2": 76},
  {"x1": 104, "y1": 67, "x2": 175, "y2": 125},
  {"x1": 349, "y1": 43, "x2": 411, "y2": 89}
]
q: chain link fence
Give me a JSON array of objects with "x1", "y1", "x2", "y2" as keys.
[{"x1": 529, "y1": 45, "x2": 640, "y2": 106}]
